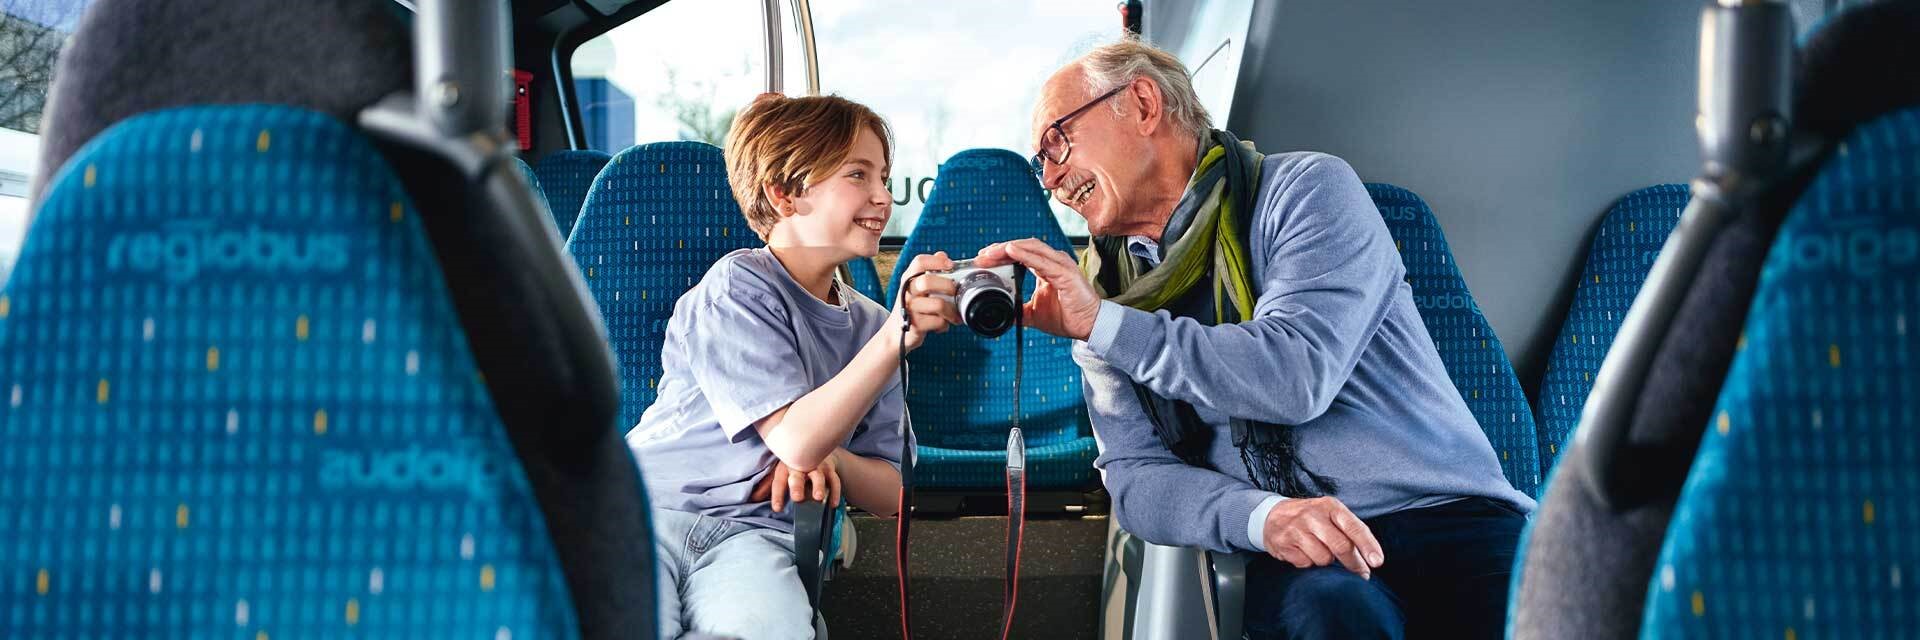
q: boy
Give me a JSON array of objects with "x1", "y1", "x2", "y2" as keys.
[{"x1": 626, "y1": 93, "x2": 960, "y2": 640}]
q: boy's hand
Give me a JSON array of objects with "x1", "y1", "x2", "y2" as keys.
[
  {"x1": 893, "y1": 251, "x2": 962, "y2": 352},
  {"x1": 752, "y1": 453, "x2": 842, "y2": 513}
]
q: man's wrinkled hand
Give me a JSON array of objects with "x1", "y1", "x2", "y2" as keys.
[
  {"x1": 973, "y1": 238, "x2": 1101, "y2": 341},
  {"x1": 1262, "y1": 496, "x2": 1385, "y2": 579}
]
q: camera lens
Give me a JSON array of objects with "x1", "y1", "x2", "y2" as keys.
[{"x1": 963, "y1": 291, "x2": 1017, "y2": 337}]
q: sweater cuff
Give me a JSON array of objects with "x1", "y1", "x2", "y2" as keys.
[
  {"x1": 1247, "y1": 495, "x2": 1287, "y2": 552},
  {"x1": 1085, "y1": 300, "x2": 1156, "y2": 371},
  {"x1": 1218, "y1": 488, "x2": 1275, "y2": 554}
]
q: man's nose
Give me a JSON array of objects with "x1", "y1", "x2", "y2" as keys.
[{"x1": 1040, "y1": 158, "x2": 1068, "y2": 191}]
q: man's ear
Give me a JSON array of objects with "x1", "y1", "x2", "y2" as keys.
[{"x1": 1129, "y1": 76, "x2": 1164, "y2": 137}]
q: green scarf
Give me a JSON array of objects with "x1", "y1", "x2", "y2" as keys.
[{"x1": 1084, "y1": 129, "x2": 1337, "y2": 499}]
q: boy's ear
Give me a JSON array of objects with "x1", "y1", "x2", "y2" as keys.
[{"x1": 764, "y1": 183, "x2": 798, "y2": 218}]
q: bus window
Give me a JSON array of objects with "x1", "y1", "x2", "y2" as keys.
[
  {"x1": 571, "y1": 0, "x2": 767, "y2": 153},
  {"x1": 0, "y1": 0, "x2": 89, "y2": 283},
  {"x1": 810, "y1": 1, "x2": 1120, "y2": 239}
]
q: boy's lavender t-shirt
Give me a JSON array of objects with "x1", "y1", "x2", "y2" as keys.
[{"x1": 626, "y1": 247, "x2": 909, "y2": 533}]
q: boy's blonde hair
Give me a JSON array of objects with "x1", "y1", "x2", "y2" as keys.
[{"x1": 723, "y1": 93, "x2": 893, "y2": 239}]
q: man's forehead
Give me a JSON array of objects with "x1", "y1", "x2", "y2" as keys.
[{"x1": 1032, "y1": 65, "x2": 1087, "y2": 139}]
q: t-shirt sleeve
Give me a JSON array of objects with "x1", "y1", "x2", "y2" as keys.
[
  {"x1": 679, "y1": 277, "x2": 812, "y2": 443},
  {"x1": 844, "y1": 372, "x2": 912, "y2": 471}
]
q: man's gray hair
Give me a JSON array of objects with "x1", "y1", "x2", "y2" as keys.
[{"x1": 1077, "y1": 38, "x2": 1213, "y2": 140}]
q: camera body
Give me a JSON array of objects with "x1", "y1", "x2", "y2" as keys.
[{"x1": 932, "y1": 259, "x2": 1022, "y2": 338}]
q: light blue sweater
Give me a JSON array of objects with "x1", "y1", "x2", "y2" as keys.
[{"x1": 1078, "y1": 151, "x2": 1534, "y2": 554}]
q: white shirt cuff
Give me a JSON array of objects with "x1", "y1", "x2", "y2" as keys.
[
  {"x1": 1248, "y1": 495, "x2": 1287, "y2": 552},
  {"x1": 1085, "y1": 300, "x2": 1127, "y2": 352}
]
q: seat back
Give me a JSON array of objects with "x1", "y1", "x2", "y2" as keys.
[
  {"x1": 1640, "y1": 106, "x2": 1920, "y2": 639},
  {"x1": 885, "y1": 149, "x2": 1096, "y2": 489},
  {"x1": 566, "y1": 141, "x2": 760, "y2": 430},
  {"x1": 1536, "y1": 185, "x2": 1689, "y2": 471},
  {"x1": 845, "y1": 256, "x2": 886, "y2": 304},
  {"x1": 1366, "y1": 183, "x2": 1542, "y2": 495},
  {"x1": 0, "y1": 106, "x2": 578, "y2": 636},
  {"x1": 535, "y1": 149, "x2": 613, "y2": 240}
]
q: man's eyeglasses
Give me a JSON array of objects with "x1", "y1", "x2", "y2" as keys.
[{"x1": 1029, "y1": 84, "x2": 1129, "y2": 178}]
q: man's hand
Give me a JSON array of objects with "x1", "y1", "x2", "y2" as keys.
[
  {"x1": 750, "y1": 454, "x2": 842, "y2": 513},
  {"x1": 973, "y1": 238, "x2": 1102, "y2": 341},
  {"x1": 1263, "y1": 496, "x2": 1385, "y2": 579}
]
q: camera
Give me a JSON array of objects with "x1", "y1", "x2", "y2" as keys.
[{"x1": 932, "y1": 259, "x2": 1023, "y2": 338}]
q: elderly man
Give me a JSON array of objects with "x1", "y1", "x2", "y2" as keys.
[{"x1": 976, "y1": 39, "x2": 1535, "y2": 638}]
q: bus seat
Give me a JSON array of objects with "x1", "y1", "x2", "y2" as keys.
[
  {"x1": 568, "y1": 140, "x2": 761, "y2": 429},
  {"x1": 2, "y1": 1, "x2": 659, "y2": 636},
  {"x1": 536, "y1": 149, "x2": 613, "y2": 240},
  {"x1": 1367, "y1": 183, "x2": 1542, "y2": 496},
  {"x1": 566, "y1": 139, "x2": 843, "y2": 617},
  {"x1": 514, "y1": 154, "x2": 552, "y2": 216},
  {"x1": 845, "y1": 256, "x2": 886, "y2": 304},
  {"x1": 0, "y1": 104, "x2": 607, "y2": 637},
  {"x1": 1536, "y1": 185, "x2": 1689, "y2": 472},
  {"x1": 1640, "y1": 106, "x2": 1920, "y2": 639},
  {"x1": 884, "y1": 148, "x2": 1098, "y2": 490},
  {"x1": 1514, "y1": 4, "x2": 1920, "y2": 636}
]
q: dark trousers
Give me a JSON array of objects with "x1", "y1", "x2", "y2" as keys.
[{"x1": 1243, "y1": 496, "x2": 1527, "y2": 640}]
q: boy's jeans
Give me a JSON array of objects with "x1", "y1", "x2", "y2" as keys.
[{"x1": 653, "y1": 508, "x2": 814, "y2": 640}]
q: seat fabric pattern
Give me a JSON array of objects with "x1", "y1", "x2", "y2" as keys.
[
  {"x1": 1537, "y1": 185, "x2": 1690, "y2": 471},
  {"x1": 884, "y1": 149, "x2": 1097, "y2": 489},
  {"x1": 534, "y1": 150, "x2": 612, "y2": 241},
  {"x1": 565, "y1": 141, "x2": 760, "y2": 432},
  {"x1": 846, "y1": 257, "x2": 885, "y2": 305},
  {"x1": 0, "y1": 106, "x2": 578, "y2": 637},
  {"x1": 1367, "y1": 183, "x2": 1542, "y2": 496},
  {"x1": 1640, "y1": 107, "x2": 1920, "y2": 639}
]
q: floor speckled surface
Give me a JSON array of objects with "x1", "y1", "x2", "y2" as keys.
[{"x1": 818, "y1": 514, "x2": 1109, "y2": 639}]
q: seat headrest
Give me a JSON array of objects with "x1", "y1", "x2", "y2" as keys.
[
  {"x1": 32, "y1": 0, "x2": 411, "y2": 203},
  {"x1": 1795, "y1": 0, "x2": 1920, "y2": 143}
]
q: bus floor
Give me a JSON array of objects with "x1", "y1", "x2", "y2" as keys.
[{"x1": 819, "y1": 513, "x2": 1109, "y2": 639}]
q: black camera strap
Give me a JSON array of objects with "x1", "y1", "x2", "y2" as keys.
[
  {"x1": 892, "y1": 266, "x2": 1030, "y2": 640},
  {"x1": 1002, "y1": 265, "x2": 1028, "y2": 639},
  {"x1": 895, "y1": 272, "x2": 924, "y2": 640}
]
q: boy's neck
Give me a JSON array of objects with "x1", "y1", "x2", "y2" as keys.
[{"x1": 768, "y1": 244, "x2": 842, "y2": 305}]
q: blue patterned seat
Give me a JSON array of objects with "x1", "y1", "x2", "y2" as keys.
[
  {"x1": 535, "y1": 149, "x2": 613, "y2": 240},
  {"x1": 0, "y1": 106, "x2": 595, "y2": 637},
  {"x1": 513, "y1": 155, "x2": 550, "y2": 209},
  {"x1": 1367, "y1": 183, "x2": 1542, "y2": 496},
  {"x1": 1640, "y1": 107, "x2": 1920, "y2": 638},
  {"x1": 885, "y1": 148, "x2": 1098, "y2": 489},
  {"x1": 566, "y1": 141, "x2": 761, "y2": 431},
  {"x1": 568, "y1": 140, "x2": 852, "y2": 592},
  {"x1": 1536, "y1": 185, "x2": 1689, "y2": 472},
  {"x1": 845, "y1": 256, "x2": 886, "y2": 305}
]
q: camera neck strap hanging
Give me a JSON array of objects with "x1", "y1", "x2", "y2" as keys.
[{"x1": 892, "y1": 265, "x2": 1030, "y2": 640}]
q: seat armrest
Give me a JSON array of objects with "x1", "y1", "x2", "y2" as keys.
[
  {"x1": 1209, "y1": 551, "x2": 1250, "y2": 640},
  {"x1": 790, "y1": 500, "x2": 832, "y2": 609}
]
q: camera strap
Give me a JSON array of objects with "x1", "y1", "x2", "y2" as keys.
[
  {"x1": 892, "y1": 266, "x2": 1031, "y2": 640},
  {"x1": 895, "y1": 272, "x2": 923, "y2": 640},
  {"x1": 1002, "y1": 265, "x2": 1028, "y2": 639}
]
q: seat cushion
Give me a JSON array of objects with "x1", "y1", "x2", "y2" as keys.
[
  {"x1": 535, "y1": 150, "x2": 613, "y2": 240},
  {"x1": 0, "y1": 105, "x2": 577, "y2": 636},
  {"x1": 1368, "y1": 183, "x2": 1542, "y2": 496},
  {"x1": 566, "y1": 141, "x2": 760, "y2": 430},
  {"x1": 1537, "y1": 185, "x2": 1689, "y2": 470},
  {"x1": 887, "y1": 149, "x2": 1097, "y2": 490},
  {"x1": 1640, "y1": 106, "x2": 1920, "y2": 639}
]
